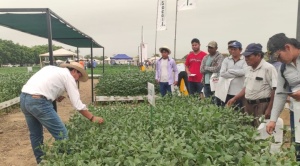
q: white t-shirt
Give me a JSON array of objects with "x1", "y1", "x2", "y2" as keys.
[
  {"x1": 160, "y1": 59, "x2": 169, "y2": 82},
  {"x1": 22, "y1": 66, "x2": 87, "y2": 111}
]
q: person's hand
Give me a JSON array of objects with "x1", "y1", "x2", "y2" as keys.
[
  {"x1": 156, "y1": 79, "x2": 159, "y2": 84},
  {"x1": 174, "y1": 81, "x2": 178, "y2": 86},
  {"x1": 266, "y1": 121, "x2": 276, "y2": 135},
  {"x1": 92, "y1": 116, "x2": 104, "y2": 124},
  {"x1": 289, "y1": 90, "x2": 300, "y2": 101},
  {"x1": 264, "y1": 109, "x2": 271, "y2": 119},
  {"x1": 226, "y1": 98, "x2": 236, "y2": 107},
  {"x1": 56, "y1": 96, "x2": 65, "y2": 102},
  {"x1": 186, "y1": 71, "x2": 191, "y2": 76}
]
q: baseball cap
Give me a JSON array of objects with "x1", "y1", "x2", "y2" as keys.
[
  {"x1": 228, "y1": 41, "x2": 242, "y2": 48},
  {"x1": 207, "y1": 41, "x2": 218, "y2": 48},
  {"x1": 242, "y1": 43, "x2": 263, "y2": 56},
  {"x1": 267, "y1": 33, "x2": 289, "y2": 55}
]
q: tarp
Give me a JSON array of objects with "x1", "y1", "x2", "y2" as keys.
[
  {"x1": 111, "y1": 54, "x2": 133, "y2": 60},
  {"x1": 39, "y1": 48, "x2": 77, "y2": 57},
  {"x1": 0, "y1": 9, "x2": 103, "y2": 48}
]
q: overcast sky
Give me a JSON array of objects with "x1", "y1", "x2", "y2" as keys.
[{"x1": 0, "y1": 0, "x2": 298, "y2": 59}]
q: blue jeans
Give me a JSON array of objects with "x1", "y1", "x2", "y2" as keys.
[
  {"x1": 159, "y1": 82, "x2": 171, "y2": 96},
  {"x1": 188, "y1": 82, "x2": 203, "y2": 96},
  {"x1": 20, "y1": 93, "x2": 68, "y2": 164}
]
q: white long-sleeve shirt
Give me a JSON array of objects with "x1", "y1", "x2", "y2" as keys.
[
  {"x1": 22, "y1": 66, "x2": 87, "y2": 111},
  {"x1": 220, "y1": 55, "x2": 247, "y2": 95},
  {"x1": 271, "y1": 56, "x2": 300, "y2": 122}
]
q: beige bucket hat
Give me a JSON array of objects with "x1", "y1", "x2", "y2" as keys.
[
  {"x1": 159, "y1": 46, "x2": 171, "y2": 54},
  {"x1": 60, "y1": 62, "x2": 88, "y2": 82}
]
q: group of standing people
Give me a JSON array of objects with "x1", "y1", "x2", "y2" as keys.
[
  {"x1": 155, "y1": 33, "x2": 300, "y2": 160},
  {"x1": 155, "y1": 37, "x2": 278, "y2": 127}
]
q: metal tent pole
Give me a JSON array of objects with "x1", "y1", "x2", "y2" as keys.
[
  {"x1": 46, "y1": 8, "x2": 57, "y2": 112},
  {"x1": 91, "y1": 41, "x2": 94, "y2": 103},
  {"x1": 174, "y1": 0, "x2": 179, "y2": 60},
  {"x1": 77, "y1": 47, "x2": 79, "y2": 89},
  {"x1": 297, "y1": 0, "x2": 300, "y2": 41},
  {"x1": 102, "y1": 48, "x2": 105, "y2": 74}
]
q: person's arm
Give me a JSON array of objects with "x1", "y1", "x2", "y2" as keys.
[
  {"x1": 79, "y1": 110, "x2": 104, "y2": 123},
  {"x1": 227, "y1": 87, "x2": 246, "y2": 106},
  {"x1": 204, "y1": 55, "x2": 224, "y2": 73},
  {"x1": 264, "y1": 67, "x2": 278, "y2": 119},
  {"x1": 220, "y1": 58, "x2": 235, "y2": 79},
  {"x1": 200, "y1": 56, "x2": 207, "y2": 74},
  {"x1": 264, "y1": 89, "x2": 275, "y2": 119},
  {"x1": 267, "y1": 66, "x2": 287, "y2": 134},
  {"x1": 227, "y1": 61, "x2": 247, "y2": 77},
  {"x1": 185, "y1": 56, "x2": 191, "y2": 75},
  {"x1": 65, "y1": 77, "x2": 104, "y2": 124}
]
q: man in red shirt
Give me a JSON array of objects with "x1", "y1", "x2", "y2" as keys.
[{"x1": 185, "y1": 38, "x2": 207, "y2": 96}]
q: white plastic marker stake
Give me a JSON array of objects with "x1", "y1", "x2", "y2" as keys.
[
  {"x1": 291, "y1": 98, "x2": 300, "y2": 143},
  {"x1": 257, "y1": 117, "x2": 284, "y2": 153}
]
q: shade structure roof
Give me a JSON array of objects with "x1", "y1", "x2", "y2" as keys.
[
  {"x1": 0, "y1": 8, "x2": 103, "y2": 48},
  {"x1": 39, "y1": 48, "x2": 77, "y2": 57},
  {"x1": 111, "y1": 54, "x2": 133, "y2": 60}
]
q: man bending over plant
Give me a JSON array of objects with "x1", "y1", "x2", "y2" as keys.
[{"x1": 20, "y1": 62, "x2": 104, "y2": 164}]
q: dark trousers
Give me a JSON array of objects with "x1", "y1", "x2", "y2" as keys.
[
  {"x1": 188, "y1": 81, "x2": 203, "y2": 96},
  {"x1": 203, "y1": 84, "x2": 213, "y2": 98},
  {"x1": 159, "y1": 82, "x2": 171, "y2": 97},
  {"x1": 178, "y1": 71, "x2": 188, "y2": 89},
  {"x1": 244, "y1": 101, "x2": 269, "y2": 127},
  {"x1": 216, "y1": 95, "x2": 243, "y2": 111}
]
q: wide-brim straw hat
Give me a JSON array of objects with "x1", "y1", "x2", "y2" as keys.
[
  {"x1": 159, "y1": 46, "x2": 171, "y2": 54},
  {"x1": 60, "y1": 62, "x2": 88, "y2": 82}
]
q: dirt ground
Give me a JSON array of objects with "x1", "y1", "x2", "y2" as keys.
[
  {"x1": 0, "y1": 79, "x2": 97, "y2": 166},
  {"x1": 0, "y1": 79, "x2": 291, "y2": 165}
]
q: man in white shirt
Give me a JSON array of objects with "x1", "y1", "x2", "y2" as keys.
[
  {"x1": 155, "y1": 46, "x2": 178, "y2": 96},
  {"x1": 218, "y1": 41, "x2": 247, "y2": 109},
  {"x1": 20, "y1": 62, "x2": 104, "y2": 164}
]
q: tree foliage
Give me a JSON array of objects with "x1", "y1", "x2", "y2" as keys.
[{"x1": 0, "y1": 39, "x2": 62, "y2": 66}]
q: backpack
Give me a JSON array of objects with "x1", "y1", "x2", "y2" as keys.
[{"x1": 280, "y1": 63, "x2": 292, "y2": 91}]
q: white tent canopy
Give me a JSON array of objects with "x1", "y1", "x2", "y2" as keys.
[
  {"x1": 39, "y1": 48, "x2": 77, "y2": 67},
  {"x1": 39, "y1": 48, "x2": 77, "y2": 57}
]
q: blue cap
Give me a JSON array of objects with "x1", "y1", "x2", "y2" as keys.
[
  {"x1": 228, "y1": 41, "x2": 242, "y2": 48},
  {"x1": 242, "y1": 43, "x2": 263, "y2": 56}
]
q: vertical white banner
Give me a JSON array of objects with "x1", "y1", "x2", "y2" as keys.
[
  {"x1": 157, "y1": 0, "x2": 167, "y2": 31},
  {"x1": 177, "y1": 0, "x2": 196, "y2": 11},
  {"x1": 140, "y1": 43, "x2": 148, "y2": 62}
]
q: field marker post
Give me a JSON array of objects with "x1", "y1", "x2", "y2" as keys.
[{"x1": 148, "y1": 82, "x2": 155, "y2": 130}]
